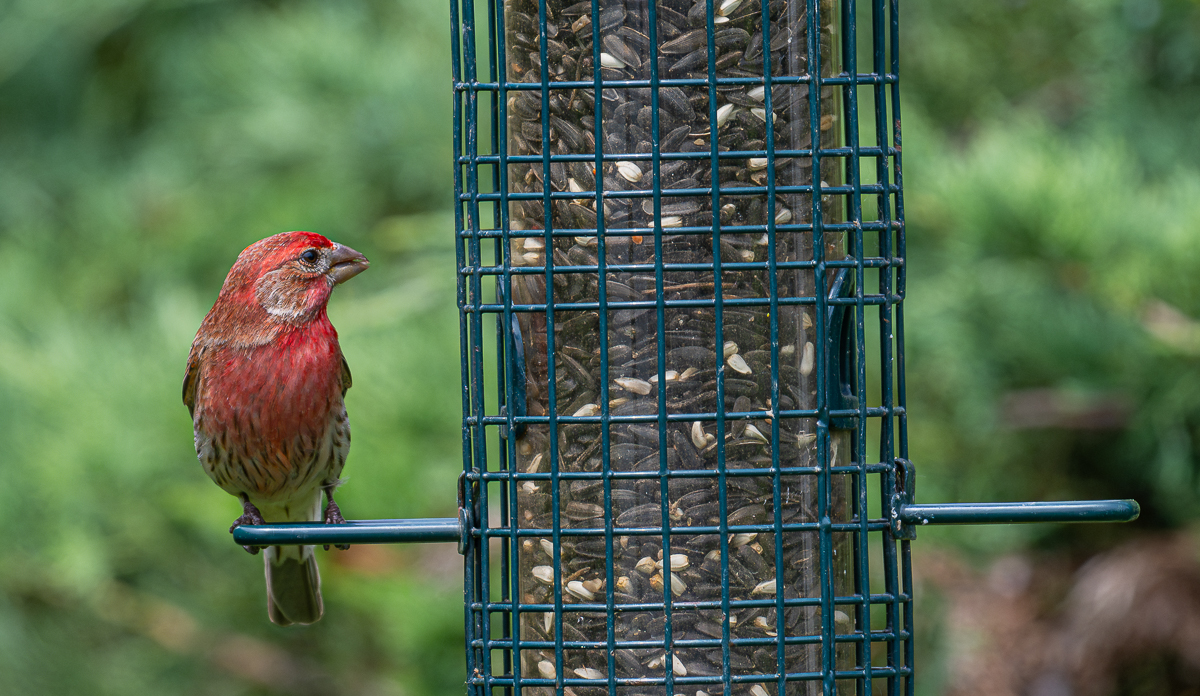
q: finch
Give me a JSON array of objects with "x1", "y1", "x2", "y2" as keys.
[{"x1": 183, "y1": 231, "x2": 369, "y2": 626}]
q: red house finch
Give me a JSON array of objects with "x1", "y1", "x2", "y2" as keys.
[{"x1": 183, "y1": 231, "x2": 369, "y2": 625}]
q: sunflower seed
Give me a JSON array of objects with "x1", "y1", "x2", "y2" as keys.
[
  {"x1": 615, "y1": 161, "x2": 643, "y2": 182},
  {"x1": 718, "y1": 0, "x2": 743, "y2": 16},
  {"x1": 602, "y1": 35, "x2": 640, "y2": 69},
  {"x1": 752, "y1": 579, "x2": 777, "y2": 595},
  {"x1": 716, "y1": 103, "x2": 735, "y2": 128},
  {"x1": 727, "y1": 353, "x2": 752, "y2": 374},
  {"x1": 614, "y1": 377, "x2": 652, "y2": 395},
  {"x1": 599, "y1": 52, "x2": 625, "y2": 69},
  {"x1": 660, "y1": 29, "x2": 706, "y2": 54},
  {"x1": 731, "y1": 532, "x2": 757, "y2": 547},
  {"x1": 656, "y1": 553, "x2": 690, "y2": 571},
  {"x1": 566, "y1": 580, "x2": 595, "y2": 600},
  {"x1": 744, "y1": 424, "x2": 769, "y2": 444},
  {"x1": 800, "y1": 341, "x2": 815, "y2": 376}
]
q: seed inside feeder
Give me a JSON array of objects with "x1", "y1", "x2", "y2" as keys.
[
  {"x1": 718, "y1": 0, "x2": 743, "y2": 15},
  {"x1": 715, "y1": 103, "x2": 735, "y2": 128},
  {"x1": 566, "y1": 580, "x2": 595, "y2": 601},
  {"x1": 615, "y1": 161, "x2": 642, "y2": 183},
  {"x1": 800, "y1": 341, "x2": 815, "y2": 376},
  {"x1": 614, "y1": 377, "x2": 652, "y2": 395},
  {"x1": 599, "y1": 52, "x2": 625, "y2": 69},
  {"x1": 504, "y1": 0, "x2": 849, "y2": 684},
  {"x1": 731, "y1": 532, "x2": 757, "y2": 547},
  {"x1": 744, "y1": 424, "x2": 769, "y2": 444},
  {"x1": 752, "y1": 579, "x2": 777, "y2": 595},
  {"x1": 727, "y1": 353, "x2": 752, "y2": 374},
  {"x1": 574, "y1": 667, "x2": 605, "y2": 680}
]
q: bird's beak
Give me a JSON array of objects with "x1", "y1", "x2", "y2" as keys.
[{"x1": 328, "y1": 243, "x2": 369, "y2": 285}]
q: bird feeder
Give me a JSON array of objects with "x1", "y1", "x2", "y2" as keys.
[{"x1": 234, "y1": 0, "x2": 1141, "y2": 693}]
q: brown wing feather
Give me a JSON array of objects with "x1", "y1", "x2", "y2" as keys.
[
  {"x1": 183, "y1": 345, "x2": 202, "y2": 418},
  {"x1": 339, "y1": 355, "x2": 352, "y2": 397}
]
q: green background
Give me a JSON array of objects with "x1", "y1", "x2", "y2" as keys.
[{"x1": 0, "y1": 0, "x2": 1197, "y2": 693}]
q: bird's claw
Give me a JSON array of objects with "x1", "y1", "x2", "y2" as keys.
[
  {"x1": 229, "y1": 497, "x2": 266, "y2": 555},
  {"x1": 323, "y1": 500, "x2": 349, "y2": 551}
]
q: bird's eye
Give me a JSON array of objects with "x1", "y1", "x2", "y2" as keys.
[{"x1": 300, "y1": 249, "x2": 320, "y2": 264}]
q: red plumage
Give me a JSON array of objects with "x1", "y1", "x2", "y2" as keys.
[{"x1": 184, "y1": 231, "x2": 368, "y2": 625}]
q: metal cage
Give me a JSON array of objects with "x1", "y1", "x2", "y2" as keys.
[
  {"x1": 456, "y1": 0, "x2": 907, "y2": 691},
  {"x1": 234, "y1": 0, "x2": 1140, "y2": 693}
]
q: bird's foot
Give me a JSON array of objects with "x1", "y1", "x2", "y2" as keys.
[
  {"x1": 229, "y1": 496, "x2": 266, "y2": 555},
  {"x1": 323, "y1": 499, "x2": 349, "y2": 551}
]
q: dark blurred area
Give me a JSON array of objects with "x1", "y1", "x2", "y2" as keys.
[{"x1": 0, "y1": 0, "x2": 1197, "y2": 694}]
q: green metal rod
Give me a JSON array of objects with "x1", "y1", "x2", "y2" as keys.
[
  {"x1": 897, "y1": 499, "x2": 1140, "y2": 526},
  {"x1": 232, "y1": 518, "x2": 462, "y2": 546}
]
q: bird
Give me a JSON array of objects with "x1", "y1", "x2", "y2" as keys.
[{"x1": 183, "y1": 231, "x2": 369, "y2": 625}]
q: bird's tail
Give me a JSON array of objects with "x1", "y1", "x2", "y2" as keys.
[{"x1": 264, "y1": 543, "x2": 323, "y2": 626}]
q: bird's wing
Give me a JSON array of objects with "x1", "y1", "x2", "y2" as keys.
[
  {"x1": 183, "y1": 345, "x2": 202, "y2": 418},
  {"x1": 340, "y1": 354, "x2": 353, "y2": 397}
]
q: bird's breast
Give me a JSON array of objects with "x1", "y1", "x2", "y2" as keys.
[{"x1": 194, "y1": 320, "x2": 346, "y2": 499}]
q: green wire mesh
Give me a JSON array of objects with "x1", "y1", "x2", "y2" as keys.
[{"x1": 453, "y1": 0, "x2": 911, "y2": 694}]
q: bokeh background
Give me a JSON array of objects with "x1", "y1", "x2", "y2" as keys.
[{"x1": 0, "y1": 0, "x2": 1197, "y2": 694}]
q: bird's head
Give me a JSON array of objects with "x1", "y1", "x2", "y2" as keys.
[{"x1": 217, "y1": 232, "x2": 370, "y2": 327}]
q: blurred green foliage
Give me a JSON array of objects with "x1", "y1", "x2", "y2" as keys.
[
  {"x1": 0, "y1": 0, "x2": 1197, "y2": 693},
  {"x1": 0, "y1": 1, "x2": 462, "y2": 694},
  {"x1": 900, "y1": 0, "x2": 1200, "y2": 553}
]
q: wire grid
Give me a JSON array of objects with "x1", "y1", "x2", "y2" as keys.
[{"x1": 453, "y1": 0, "x2": 911, "y2": 694}]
